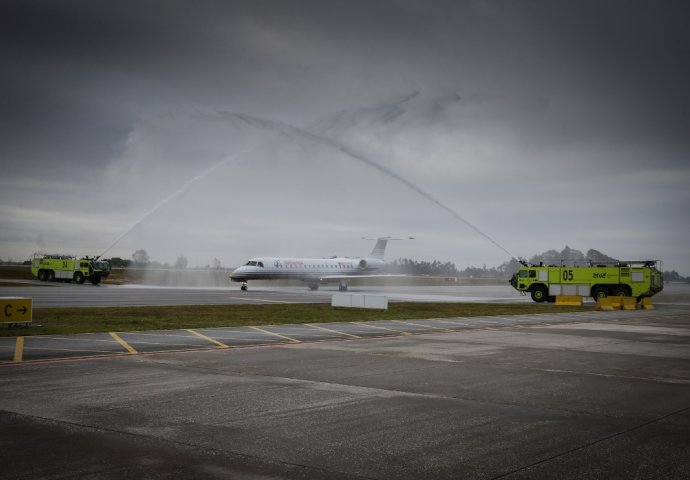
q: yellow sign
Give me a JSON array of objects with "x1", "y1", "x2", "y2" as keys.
[{"x1": 1, "y1": 297, "x2": 33, "y2": 324}]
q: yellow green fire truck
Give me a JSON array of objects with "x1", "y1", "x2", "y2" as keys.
[
  {"x1": 509, "y1": 260, "x2": 663, "y2": 303},
  {"x1": 31, "y1": 253, "x2": 107, "y2": 285}
]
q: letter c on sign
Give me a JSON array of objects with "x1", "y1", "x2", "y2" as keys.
[{"x1": 4, "y1": 305, "x2": 11, "y2": 317}]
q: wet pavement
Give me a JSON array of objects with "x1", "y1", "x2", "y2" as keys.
[{"x1": 1, "y1": 305, "x2": 689, "y2": 479}]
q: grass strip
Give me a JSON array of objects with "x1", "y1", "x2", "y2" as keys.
[{"x1": 0, "y1": 302, "x2": 591, "y2": 337}]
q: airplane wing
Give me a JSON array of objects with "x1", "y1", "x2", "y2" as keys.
[{"x1": 313, "y1": 274, "x2": 409, "y2": 282}]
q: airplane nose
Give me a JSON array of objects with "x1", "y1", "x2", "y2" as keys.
[{"x1": 229, "y1": 266, "x2": 244, "y2": 280}]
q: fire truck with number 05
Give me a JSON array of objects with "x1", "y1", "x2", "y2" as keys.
[
  {"x1": 509, "y1": 260, "x2": 663, "y2": 303},
  {"x1": 31, "y1": 253, "x2": 109, "y2": 285}
]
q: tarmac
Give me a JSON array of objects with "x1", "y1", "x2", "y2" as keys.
[
  {"x1": 0, "y1": 282, "x2": 531, "y2": 307},
  {"x1": 1, "y1": 304, "x2": 689, "y2": 479}
]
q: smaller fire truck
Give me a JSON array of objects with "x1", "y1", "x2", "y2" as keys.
[{"x1": 31, "y1": 253, "x2": 107, "y2": 285}]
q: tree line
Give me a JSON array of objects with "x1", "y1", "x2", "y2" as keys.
[{"x1": 106, "y1": 249, "x2": 222, "y2": 270}]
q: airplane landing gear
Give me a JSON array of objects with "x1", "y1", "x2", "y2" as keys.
[
  {"x1": 338, "y1": 281, "x2": 348, "y2": 292},
  {"x1": 308, "y1": 283, "x2": 319, "y2": 291},
  {"x1": 240, "y1": 282, "x2": 248, "y2": 291}
]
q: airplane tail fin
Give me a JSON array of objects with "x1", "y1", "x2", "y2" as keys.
[
  {"x1": 364, "y1": 236, "x2": 413, "y2": 260},
  {"x1": 369, "y1": 237, "x2": 391, "y2": 260}
]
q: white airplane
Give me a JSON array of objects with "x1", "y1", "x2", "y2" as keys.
[{"x1": 230, "y1": 237, "x2": 411, "y2": 291}]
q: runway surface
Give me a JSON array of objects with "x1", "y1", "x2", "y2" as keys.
[
  {"x1": 3, "y1": 280, "x2": 689, "y2": 308},
  {"x1": 1, "y1": 305, "x2": 689, "y2": 479},
  {"x1": 0, "y1": 281, "x2": 532, "y2": 307}
]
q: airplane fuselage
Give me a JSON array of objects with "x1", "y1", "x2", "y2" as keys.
[
  {"x1": 230, "y1": 256, "x2": 385, "y2": 282},
  {"x1": 229, "y1": 237, "x2": 404, "y2": 291}
]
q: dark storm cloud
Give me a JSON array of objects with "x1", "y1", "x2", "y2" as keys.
[{"x1": 3, "y1": 1, "x2": 689, "y2": 153}]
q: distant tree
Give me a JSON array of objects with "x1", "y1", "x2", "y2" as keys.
[
  {"x1": 564, "y1": 246, "x2": 585, "y2": 262},
  {"x1": 529, "y1": 246, "x2": 586, "y2": 266},
  {"x1": 107, "y1": 257, "x2": 131, "y2": 268},
  {"x1": 132, "y1": 249, "x2": 149, "y2": 266},
  {"x1": 663, "y1": 270, "x2": 686, "y2": 283},
  {"x1": 497, "y1": 258, "x2": 522, "y2": 276},
  {"x1": 174, "y1": 255, "x2": 188, "y2": 269},
  {"x1": 212, "y1": 258, "x2": 222, "y2": 269},
  {"x1": 586, "y1": 249, "x2": 616, "y2": 263},
  {"x1": 385, "y1": 258, "x2": 460, "y2": 276},
  {"x1": 529, "y1": 249, "x2": 560, "y2": 266}
]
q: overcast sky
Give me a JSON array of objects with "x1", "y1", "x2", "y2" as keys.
[{"x1": 1, "y1": 0, "x2": 689, "y2": 274}]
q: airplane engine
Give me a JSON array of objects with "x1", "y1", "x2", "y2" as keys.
[{"x1": 359, "y1": 258, "x2": 385, "y2": 271}]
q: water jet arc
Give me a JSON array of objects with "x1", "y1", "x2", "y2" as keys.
[
  {"x1": 234, "y1": 112, "x2": 517, "y2": 260},
  {"x1": 97, "y1": 95, "x2": 420, "y2": 258},
  {"x1": 98, "y1": 146, "x2": 255, "y2": 259}
]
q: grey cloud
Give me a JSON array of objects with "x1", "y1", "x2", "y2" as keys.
[{"x1": 1, "y1": 0, "x2": 689, "y2": 272}]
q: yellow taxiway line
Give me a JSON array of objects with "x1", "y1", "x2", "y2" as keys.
[
  {"x1": 186, "y1": 329, "x2": 229, "y2": 348},
  {"x1": 109, "y1": 332, "x2": 138, "y2": 354},
  {"x1": 305, "y1": 323, "x2": 361, "y2": 339},
  {"x1": 248, "y1": 326, "x2": 301, "y2": 343}
]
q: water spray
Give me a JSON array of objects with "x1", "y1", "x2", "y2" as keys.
[
  {"x1": 98, "y1": 94, "x2": 422, "y2": 258},
  {"x1": 99, "y1": 93, "x2": 516, "y2": 262},
  {"x1": 98, "y1": 145, "x2": 256, "y2": 259},
  {"x1": 233, "y1": 113, "x2": 518, "y2": 260}
]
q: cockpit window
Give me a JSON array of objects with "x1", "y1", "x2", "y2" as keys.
[{"x1": 257, "y1": 262, "x2": 264, "y2": 268}]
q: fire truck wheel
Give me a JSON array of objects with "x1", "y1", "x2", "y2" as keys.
[
  {"x1": 591, "y1": 287, "x2": 607, "y2": 301},
  {"x1": 530, "y1": 285, "x2": 548, "y2": 302},
  {"x1": 46, "y1": 270, "x2": 55, "y2": 281},
  {"x1": 37, "y1": 270, "x2": 47, "y2": 281},
  {"x1": 74, "y1": 272, "x2": 85, "y2": 284},
  {"x1": 612, "y1": 285, "x2": 630, "y2": 297}
]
